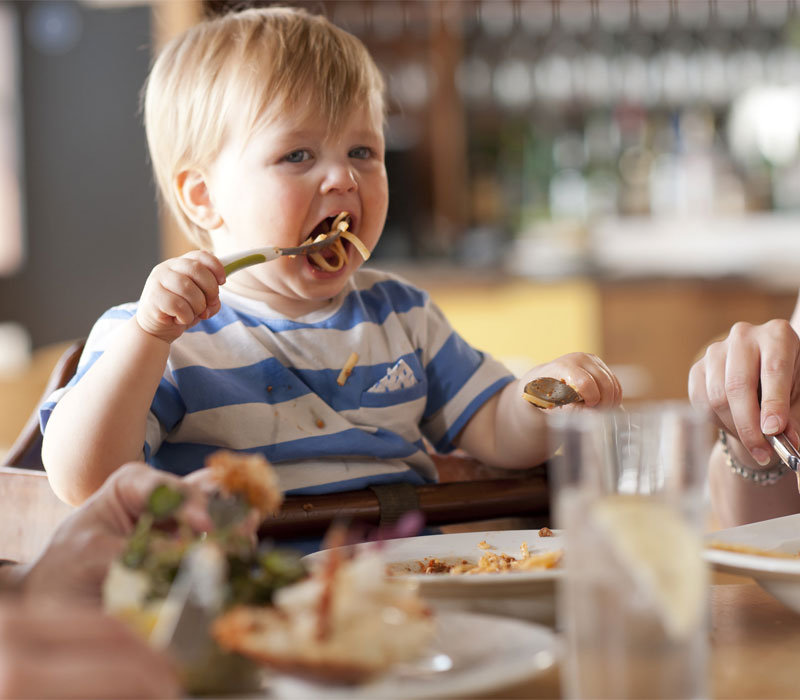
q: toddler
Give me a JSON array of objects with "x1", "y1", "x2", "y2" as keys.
[{"x1": 41, "y1": 7, "x2": 622, "y2": 506}]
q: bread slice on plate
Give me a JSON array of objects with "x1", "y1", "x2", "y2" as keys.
[{"x1": 213, "y1": 549, "x2": 435, "y2": 684}]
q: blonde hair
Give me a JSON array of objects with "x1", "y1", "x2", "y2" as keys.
[{"x1": 143, "y1": 6, "x2": 385, "y2": 248}]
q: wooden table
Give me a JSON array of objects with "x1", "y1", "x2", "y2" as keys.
[
  {"x1": 486, "y1": 579, "x2": 800, "y2": 699},
  {"x1": 710, "y1": 582, "x2": 800, "y2": 699}
]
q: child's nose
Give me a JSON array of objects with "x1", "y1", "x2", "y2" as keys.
[{"x1": 321, "y1": 164, "x2": 357, "y2": 194}]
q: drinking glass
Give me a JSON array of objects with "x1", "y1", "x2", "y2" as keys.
[{"x1": 547, "y1": 402, "x2": 711, "y2": 699}]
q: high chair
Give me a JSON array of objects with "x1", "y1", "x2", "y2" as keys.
[{"x1": 3, "y1": 339, "x2": 85, "y2": 469}]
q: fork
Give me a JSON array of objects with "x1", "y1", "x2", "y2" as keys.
[
  {"x1": 767, "y1": 432, "x2": 800, "y2": 473},
  {"x1": 149, "y1": 542, "x2": 226, "y2": 662},
  {"x1": 755, "y1": 383, "x2": 800, "y2": 473},
  {"x1": 219, "y1": 228, "x2": 343, "y2": 276}
]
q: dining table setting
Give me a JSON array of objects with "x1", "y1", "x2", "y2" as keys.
[
  {"x1": 8, "y1": 405, "x2": 800, "y2": 700},
  {"x1": 250, "y1": 403, "x2": 800, "y2": 700},
  {"x1": 91, "y1": 402, "x2": 800, "y2": 700},
  {"x1": 278, "y1": 520, "x2": 800, "y2": 700},
  {"x1": 126, "y1": 520, "x2": 800, "y2": 700}
]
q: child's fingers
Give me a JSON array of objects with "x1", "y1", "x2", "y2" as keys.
[
  {"x1": 209, "y1": 253, "x2": 227, "y2": 286},
  {"x1": 561, "y1": 355, "x2": 620, "y2": 408},
  {"x1": 155, "y1": 283, "x2": 200, "y2": 326},
  {"x1": 199, "y1": 298, "x2": 221, "y2": 320},
  {"x1": 136, "y1": 254, "x2": 224, "y2": 340},
  {"x1": 590, "y1": 355, "x2": 623, "y2": 406},
  {"x1": 185, "y1": 249, "x2": 226, "y2": 286},
  {"x1": 168, "y1": 256, "x2": 222, "y2": 306},
  {"x1": 161, "y1": 270, "x2": 208, "y2": 323},
  {"x1": 567, "y1": 366, "x2": 601, "y2": 406}
]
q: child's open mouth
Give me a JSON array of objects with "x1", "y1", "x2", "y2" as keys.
[
  {"x1": 302, "y1": 213, "x2": 369, "y2": 273},
  {"x1": 310, "y1": 239, "x2": 350, "y2": 270}
]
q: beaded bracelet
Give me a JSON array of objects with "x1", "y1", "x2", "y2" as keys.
[{"x1": 719, "y1": 429, "x2": 787, "y2": 486}]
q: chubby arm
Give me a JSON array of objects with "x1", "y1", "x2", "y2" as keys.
[
  {"x1": 456, "y1": 352, "x2": 623, "y2": 469},
  {"x1": 42, "y1": 252, "x2": 224, "y2": 505},
  {"x1": 688, "y1": 292, "x2": 800, "y2": 527},
  {"x1": 42, "y1": 320, "x2": 171, "y2": 505}
]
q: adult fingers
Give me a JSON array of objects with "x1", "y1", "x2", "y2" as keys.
[
  {"x1": 100, "y1": 463, "x2": 212, "y2": 534},
  {"x1": 724, "y1": 324, "x2": 771, "y2": 464},
  {"x1": 182, "y1": 469, "x2": 263, "y2": 538},
  {"x1": 688, "y1": 357, "x2": 714, "y2": 422},
  {"x1": 182, "y1": 466, "x2": 219, "y2": 493},
  {"x1": 757, "y1": 319, "x2": 799, "y2": 436},
  {"x1": 24, "y1": 465, "x2": 211, "y2": 604},
  {"x1": 698, "y1": 341, "x2": 734, "y2": 431}
]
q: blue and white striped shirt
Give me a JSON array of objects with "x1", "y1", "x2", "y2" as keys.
[{"x1": 41, "y1": 269, "x2": 514, "y2": 496}]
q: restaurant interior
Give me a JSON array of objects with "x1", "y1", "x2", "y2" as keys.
[
  {"x1": 3, "y1": 1, "x2": 800, "y2": 698},
  {"x1": 3, "y1": 0, "x2": 800, "y2": 447}
]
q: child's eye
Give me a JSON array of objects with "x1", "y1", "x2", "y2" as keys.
[
  {"x1": 349, "y1": 146, "x2": 372, "y2": 160},
  {"x1": 283, "y1": 149, "x2": 311, "y2": 163}
]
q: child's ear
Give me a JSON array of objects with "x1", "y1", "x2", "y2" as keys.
[{"x1": 175, "y1": 169, "x2": 224, "y2": 230}]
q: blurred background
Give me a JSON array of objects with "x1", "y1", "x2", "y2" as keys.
[{"x1": 2, "y1": 0, "x2": 800, "y2": 454}]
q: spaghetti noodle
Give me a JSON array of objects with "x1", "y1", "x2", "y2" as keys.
[
  {"x1": 302, "y1": 212, "x2": 370, "y2": 271},
  {"x1": 337, "y1": 351, "x2": 359, "y2": 386}
]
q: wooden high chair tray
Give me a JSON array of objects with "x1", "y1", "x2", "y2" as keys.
[{"x1": 259, "y1": 472, "x2": 550, "y2": 539}]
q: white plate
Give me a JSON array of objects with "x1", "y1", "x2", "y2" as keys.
[
  {"x1": 267, "y1": 610, "x2": 558, "y2": 699},
  {"x1": 303, "y1": 530, "x2": 563, "y2": 624},
  {"x1": 704, "y1": 513, "x2": 800, "y2": 613}
]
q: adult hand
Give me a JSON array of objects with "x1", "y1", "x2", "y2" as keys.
[
  {"x1": 183, "y1": 466, "x2": 267, "y2": 542},
  {"x1": 19, "y1": 462, "x2": 212, "y2": 604},
  {"x1": 688, "y1": 319, "x2": 800, "y2": 465},
  {"x1": 0, "y1": 599, "x2": 180, "y2": 699}
]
